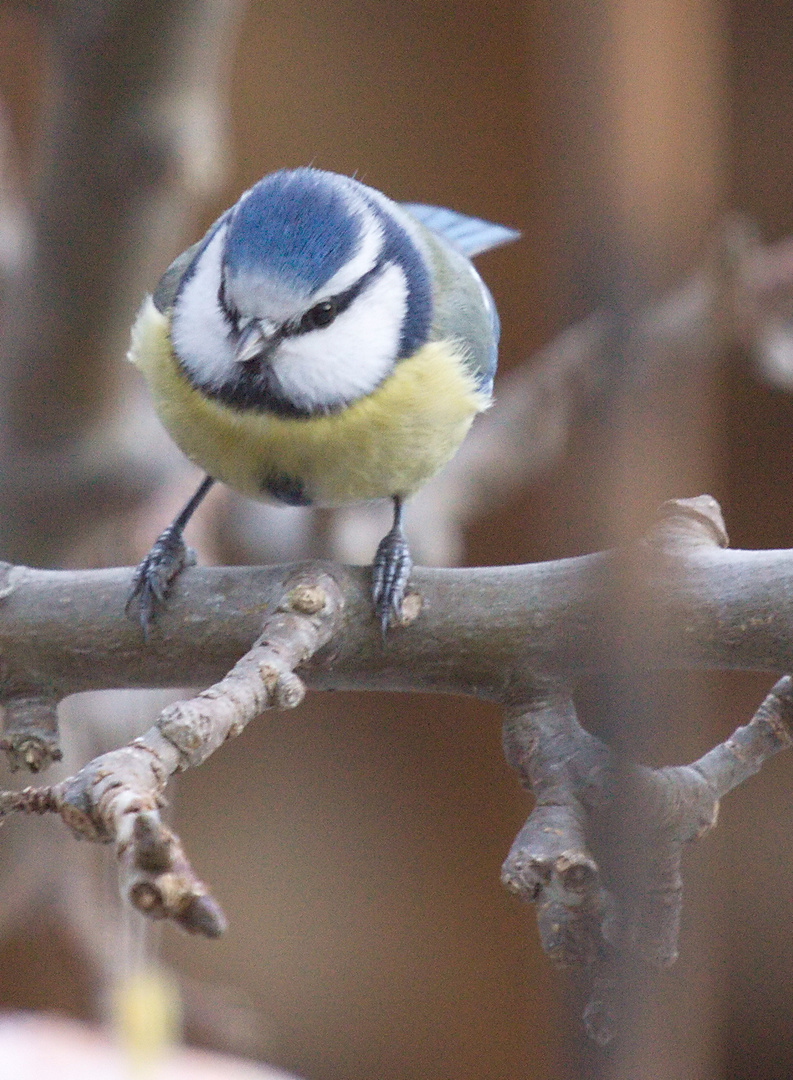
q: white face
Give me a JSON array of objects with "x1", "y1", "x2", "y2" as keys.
[{"x1": 169, "y1": 210, "x2": 410, "y2": 415}]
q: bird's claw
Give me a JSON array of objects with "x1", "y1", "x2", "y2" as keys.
[
  {"x1": 126, "y1": 526, "x2": 196, "y2": 638},
  {"x1": 372, "y1": 527, "x2": 413, "y2": 638}
]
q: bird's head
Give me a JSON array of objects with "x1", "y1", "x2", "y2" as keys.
[{"x1": 170, "y1": 168, "x2": 433, "y2": 417}]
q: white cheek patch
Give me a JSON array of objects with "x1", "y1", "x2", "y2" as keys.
[
  {"x1": 170, "y1": 225, "x2": 236, "y2": 385},
  {"x1": 272, "y1": 262, "x2": 408, "y2": 411},
  {"x1": 168, "y1": 198, "x2": 409, "y2": 414}
]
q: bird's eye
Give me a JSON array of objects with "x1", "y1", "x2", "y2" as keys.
[{"x1": 299, "y1": 300, "x2": 337, "y2": 333}]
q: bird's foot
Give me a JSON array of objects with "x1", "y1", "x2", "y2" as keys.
[
  {"x1": 126, "y1": 525, "x2": 196, "y2": 638},
  {"x1": 372, "y1": 526, "x2": 413, "y2": 637}
]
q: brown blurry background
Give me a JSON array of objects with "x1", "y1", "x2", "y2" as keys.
[{"x1": 1, "y1": 1, "x2": 793, "y2": 1078}]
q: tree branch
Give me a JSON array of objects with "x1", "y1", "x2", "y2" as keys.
[
  {"x1": 1, "y1": 493, "x2": 792, "y2": 1041},
  {"x1": 0, "y1": 569, "x2": 344, "y2": 935},
  {"x1": 0, "y1": 496, "x2": 791, "y2": 704},
  {"x1": 501, "y1": 674, "x2": 793, "y2": 1043}
]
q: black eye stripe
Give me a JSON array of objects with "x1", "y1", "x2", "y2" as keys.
[
  {"x1": 216, "y1": 259, "x2": 387, "y2": 341},
  {"x1": 287, "y1": 261, "x2": 385, "y2": 337},
  {"x1": 217, "y1": 274, "x2": 240, "y2": 331}
]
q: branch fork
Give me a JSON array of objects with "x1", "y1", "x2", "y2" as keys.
[
  {"x1": 0, "y1": 569, "x2": 345, "y2": 936},
  {"x1": 500, "y1": 496, "x2": 793, "y2": 1041}
]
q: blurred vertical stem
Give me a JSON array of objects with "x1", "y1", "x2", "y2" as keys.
[
  {"x1": 529, "y1": 0, "x2": 726, "y2": 1071},
  {"x1": 0, "y1": 0, "x2": 243, "y2": 563}
]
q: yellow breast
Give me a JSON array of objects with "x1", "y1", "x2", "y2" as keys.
[{"x1": 128, "y1": 298, "x2": 490, "y2": 506}]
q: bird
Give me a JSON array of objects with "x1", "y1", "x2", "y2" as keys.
[{"x1": 126, "y1": 167, "x2": 518, "y2": 636}]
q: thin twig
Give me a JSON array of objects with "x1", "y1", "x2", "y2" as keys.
[{"x1": 0, "y1": 570, "x2": 344, "y2": 935}]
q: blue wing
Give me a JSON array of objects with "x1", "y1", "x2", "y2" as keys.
[{"x1": 401, "y1": 203, "x2": 520, "y2": 258}]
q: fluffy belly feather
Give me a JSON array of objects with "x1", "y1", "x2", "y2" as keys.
[{"x1": 128, "y1": 298, "x2": 490, "y2": 506}]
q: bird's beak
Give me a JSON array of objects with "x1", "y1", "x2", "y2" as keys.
[{"x1": 234, "y1": 319, "x2": 280, "y2": 364}]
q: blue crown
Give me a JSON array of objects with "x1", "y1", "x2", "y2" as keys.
[{"x1": 222, "y1": 169, "x2": 360, "y2": 292}]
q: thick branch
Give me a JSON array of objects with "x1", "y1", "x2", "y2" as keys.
[{"x1": 0, "y1": 497, "x2": 792, "y2": 709}]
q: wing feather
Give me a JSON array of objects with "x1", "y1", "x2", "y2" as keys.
[{"x1": 401, "y1": 203, "x2": 519, "y2": 258}]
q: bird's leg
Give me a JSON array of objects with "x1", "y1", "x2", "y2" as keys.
[
  {"x1": 371, "y1": 495, "x2": 413, "y2": 636},
  {"x1": 126, "y1": 475, "x2": 215, "y2": 637}
]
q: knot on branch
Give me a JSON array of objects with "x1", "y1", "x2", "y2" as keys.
[
  {"x1": 502, "y1": 801, "x2": 609, "y2": 968},
  {"x1": 502, "y1": 675, "x2": 793, "y2": 1042},
  {"x1": 502, "y1": 699, "x2": 617, "y2": 969},
  {"x1": 123, "y1": 811, "x2": 227, "y2": 937},
  {"x1": 0, "y1": 693, "x2": 62, "y2": 772},
  {"x1": 649, "y1": 495, "x2": 729, "y2": 551},
  {"x1": 55, "y1": 742, "x2": 169, "y2": 843}
]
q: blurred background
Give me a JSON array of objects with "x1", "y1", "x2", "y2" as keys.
[{"x1": 0, "y1": 0, "x2": 792, "y2": 1077}]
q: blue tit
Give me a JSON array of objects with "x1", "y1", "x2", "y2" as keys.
[{"x1": 126, "y1": 167, "x2": 518, "y2": 635}]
